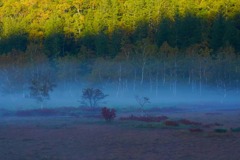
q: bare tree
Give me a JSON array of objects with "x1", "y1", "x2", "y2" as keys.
[
  {"x1": 135, "y1": 96, "x2": 150, "y2": 115},
  {"x1": 81, "y1": 88, "x2": 108, "y2": 108}
]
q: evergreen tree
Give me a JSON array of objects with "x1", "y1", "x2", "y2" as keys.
[
  {"x1": 210, "y1": 13, "x2": 226, "y2": 51},
  {"x1": 155, "y1": 17, "x2": 172, "y2": 47}
]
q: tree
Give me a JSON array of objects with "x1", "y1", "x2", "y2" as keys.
[
  {"x1": 29, "y1": 73, "x2": 56, "y2": 109},
  {"x1": 44, "y1": 33, "x2": 65, "y2": 59},
  {"x1": 210, "y1": 13, "x2": 226, "y2": 52},
  {"x1": 0, "y1": 33, "x2": 28, "y2": 54},
  {"x1": 156, "y1": 17, "x2": 172, "y2": 47},
  {"x1": 94, "y1": 31, "x2": 109, "y2": 57},
  {"x1": 81, "y1": 88, "x2": 108, "y2": 108},
  {"x1": 135, "y1": 96, "x2": 150, "y2": 115},
  {"x1": 223, "y1": 20, "x2": 240, "y2": 51}
]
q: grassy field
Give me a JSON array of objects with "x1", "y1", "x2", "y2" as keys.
[{"x1": 0, "y1": 105, "x2": 240, "y2": 160}]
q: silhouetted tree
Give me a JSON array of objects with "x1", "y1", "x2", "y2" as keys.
[
  {"x1": 29, "y1": 74, "x2": 56, "y2": 109},
  {"x1": 0, "y1": 33, "x2": 28, "y2": 54},
  {"x1": 156, "y1": 17, "x2": 172, "y2": 47},
  {"x1": 135, "y1": 96, "x2": 150, "y2": 115},
  {"x1": 44, "y1": 33, "x2": 65, "y2": 59},
  {"x1": 210, "y1": 13, "x2": 226, "y2": 52},
  {"x1": 81, "y1": 88, "x2": 108, "y2": 108}
]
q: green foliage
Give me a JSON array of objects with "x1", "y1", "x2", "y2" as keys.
[
  {"x1": 44, "y1": 33, "x2": 65, "y2": 58},
  {"x1": 94, "y1": 31, "x2": 109, "y2": 57},
  {"x1": 0, "y1": 33, "x2": 28, "y2": 54},
  {"x1": 174, "y1": 13, "x2": 202, "y2": 49},
  {"x1": 156, "y1": 17, "x2": 172, "y2": 47},
  {"x1": 210, "y1": 13, "x2": 226, "y2": 51},
  {"x1": 214, "y1": 128, "x2": 228, "y2": 133},
  {"x1": 0, "y1": 0, "x2": 239, "y2": 56}
]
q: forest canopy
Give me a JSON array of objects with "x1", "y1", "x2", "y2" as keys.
[{"x1": 0, "y1": 0, "x2": 240, "y2": 56}]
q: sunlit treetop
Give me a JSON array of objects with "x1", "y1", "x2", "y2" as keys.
[
  {"x1": 0, "y1": 0, "x2": 239, "y2": 57},
  {"x1": 0, "y1": 0, "x2": 239, "y2": 38}
]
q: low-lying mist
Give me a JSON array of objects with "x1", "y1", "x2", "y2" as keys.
[
  {"x1": 1, "y1": 55, "x2": 240, "y2": 111},
  {"x1": 0, "y1": 81, "x2": 239, "y2": 111}
]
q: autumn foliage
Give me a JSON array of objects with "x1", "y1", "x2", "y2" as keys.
[{"x1": 101, "y1": 107, "x2": 116, "y2": 121}]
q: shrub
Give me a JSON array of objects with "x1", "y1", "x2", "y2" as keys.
[
  {"x1": 119, "y1": 115, "x2": 168, "y2": 122},
  {"x1": 15, "y1": 108, "x2": 58, "y2": 117},
  {"x1": 164, "y1": 120, "x2": 179, "y2": 127},
  {"x1": 189, "y1": 128, "x2": 204, "y2": 133},
  {"x1": 204, "y1": 123, "x2": 223, "y2": 128},
  {"x1": 214, "y1": 128, "x2": 228, "y2": 133},
  {"x1": 101, "y1": 107, "x2": 116, "y2": 121},
  {"x1": 231, "y1": 127, "x2": 240, "y2": 132},
  {"x1": 178, "y1": 119, "x2": 202, "y2": 126}
]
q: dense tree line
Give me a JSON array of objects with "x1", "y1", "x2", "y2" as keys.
[
  {"x1": 0, "y1": 41, "x2": 239, "y2": 99},
  {"x1": 0, "y1": 0, "x2": 240, "y2": 55},
  {"x1": 0, "y1": 0, "x2": 240, "y2": 97}
]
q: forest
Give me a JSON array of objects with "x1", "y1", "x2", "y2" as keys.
[{"x1": 0, "y1": 0, "x2": 240, "y2": 103}]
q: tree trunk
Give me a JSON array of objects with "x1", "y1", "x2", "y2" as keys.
[
  {"x1": 140, "y1": 61, "x2": 146, "y2": 85},
  {"x1": 174, "y1": 60, "x2": 177, "y2": 96},
  {"x1": 155, "y1": 70, "x2": 159, "y2": 96},
  {"x1": 133, "y1": 69, "x2": 137, "y2": 91},
  {"x1": 149, "y1": 75, "x2": 153, "y2": 93},
  {"x1": 199, "y1": 62, "x2": 202, "y2": 96},
  {"x1": 162, "y1": 61, "x2": 166, "y2": 85},
  {"x1": 116, "y1": 64, "x2": 122, "y2": 97}
]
